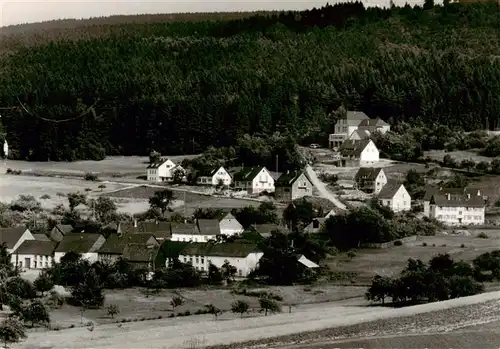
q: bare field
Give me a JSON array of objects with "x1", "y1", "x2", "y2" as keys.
[
  {"x1": 329, "y1": 234, "x2": 500, "y2": 284},
  {"x1": 1, "y1": 155, "x2": 198, "y2": 177},
  {"x1": 424, "y1": 150, "x2": 491, "y2": 163}
]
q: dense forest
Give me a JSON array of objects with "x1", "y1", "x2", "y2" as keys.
[{"x1": 1, "y1": 2, "x2": 500, "y2": 161}]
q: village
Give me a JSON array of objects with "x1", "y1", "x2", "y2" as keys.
[{"x1": 1, "y1": 109, "x2": 500, "y2": 348}]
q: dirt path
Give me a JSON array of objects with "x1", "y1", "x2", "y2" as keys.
[
  {"x1": 15, "y1": 291, "x2": 500, "y2": 349},
  {"x1": 305, "y1": 165, "x2": 347, "y2": 210}
]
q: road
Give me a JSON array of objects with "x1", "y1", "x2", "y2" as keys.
[{"x1": 305, "y1": 165, "x2": 347, "y2": 210}]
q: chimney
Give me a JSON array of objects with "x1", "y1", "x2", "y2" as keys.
[
  {"x1": 133, "y1": 219, "x2": 137, "y2": 228},
  {"x1": 477, "y1": 190, "x2": 481, "y2": 196},
  {"x1": 467, "y1": 193, "x2": 471, "y2": 199},
  {"x1": 447, "y1": 193, "x2": 451, "y2": 200}
]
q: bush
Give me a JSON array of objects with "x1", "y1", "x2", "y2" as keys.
[
  {"x1": 478, "y1": 232, "x2": 489, "y2": 239},
  {"x1": 84, "y1": 172, "x2": 98, "y2": 181},
  {"x1": 394, "y1": 240, "x2": 403, "y2": 246}
]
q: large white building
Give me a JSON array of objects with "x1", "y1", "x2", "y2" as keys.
[
  {"x1": 147, "y1": 158, "x2": 185, "y2": 182},
  {"x1": 178, "y1": 242, "x2": 263, "y2": 277},
  {"x1": 329, "y1": 111, "x2": 390, "y2": 148},
  {"x1": 424, "y1": 188, "x2": 485, "y2": 226}
]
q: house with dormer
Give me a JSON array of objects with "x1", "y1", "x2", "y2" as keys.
[{"x1": 233, "y1": 167, "x2": 275, "y2": 194}]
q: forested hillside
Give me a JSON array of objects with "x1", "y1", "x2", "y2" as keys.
[{"x1": 1, "y1": 2, "x2": 499, "y2": 161}]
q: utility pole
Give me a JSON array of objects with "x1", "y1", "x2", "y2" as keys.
[
  {"x1": 275, "y1": 155, "x2": 279, "y2": 173},
  {"x1": 183, "y1": 191, "x2": 186, "y2": 217}
]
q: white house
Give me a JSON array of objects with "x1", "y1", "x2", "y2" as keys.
[
  {"x1": 233, "y1": 167, "x2": 275, "y2": 194},
  {"x1": 378, "y1": 182, "x2": 412, "y2": 212},
  {"x1": 147, "y1": 158, "x2": 184, "y2": 182},
  {"x1": 197, "y1": 166, "x2": 232, "y2": 186},
  {"x1": 0, "y1": 227, "x2": 35, "y2": 254},
  {"x1": 219, "y1": 213, "x2": 244, "y2": 236},
  {"x1": 425, "y1": 189, "x2": 485, "y2": 226},
  {"x1": 354, "y1": 167, "x2": 387, "y2": 194},
  {"x1": 304, "y1": 218, "x2": 327, "y2": 234},
  {"x1": 54, "y1": 233, "x2": 106, "y2": 263},
  {"x1": 11, "y1": 240, "x2": 56, "y2": 270},
  {"x1": 339, "y1": 139, "x2": 379, "y2": 166},
  {"x1": 178, "y1": 242, "x2": 263, "y2": 277},
  {"x1": 423, "y1": 187, "x2": 486, "y2": 218}
]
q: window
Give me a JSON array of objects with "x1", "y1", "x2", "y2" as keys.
[
  {"x1": 189, "y1": 257, "x2": 193, "y2": 264},
  {"x1": 201, "y1": 258, "x2": 204, "y2": 264},
  {"x1": 34, "y1": 261, "x2": 37, "y2": 268},
  {"x1": 195, "y1": 257, "x2": 199, "y2": 264},
  {"x1": 313, "y1": 220, "x2": 319, "y2": 229},
  {"x1": 183, "y1": 257, "x2": 187, "y2": 263},
  {"x1": 238, "y1": 269, "x2": 243, "y2": 276}
]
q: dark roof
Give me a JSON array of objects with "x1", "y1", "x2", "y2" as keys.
[
  {"x1": 345, "y1": 111, "x2": 369, "y2": 120},
  {"x1": 52, "y1": 224, "x2": 73, "y2": 235},
  {"x1": 355, "y1": 167, "x2": 384, "y2": 182},
  {"x1": 349, "y1": 129, "x2": 371, "y2": 140},
  {"x1": 179, "y1": 242, "x2": 212, "y2": 256},
  {"x1": 13, "y1": 240, "x2": 56, "y2": 255},
  {"x1": 98, "y1": 233, "x2": 157, "y2": 254},
  {"x1": 358, "y1": 117, "x2": 389, "y2": 127},
  {"x1": 198, "y1": 166, "x2": 229, "y2": 177},
  {"x1": 233, "y1": 167, "x2": 267, "y2": 181},
  {"x1": 180, "y1": 242, "x2": 260, "y2": 258},
  {"x1": 171, "y1": 223, "x2": 199, "y2": 235},
  {"x1": 147, "y1": 158, "x2": 172, "y2": 169},
  {"x1": 423, "y1": 187, "x2": 482, "y2": 201},
  {"x1": 276, "y1": 171, "x2": 311, "y2": 187},
  {"x1": 54, "y1": 233, "x2": 103, "y2": 253},
  {"x1": 430, "y1": 193, "x2": 484, "y2": 208},
  {"x1": 340, "y1": 139, "x2": 373, "y2": 157},
  {"x1": 197, "y1": 219, "x2": 221, "y2": 235},
  {"x1": 220, "y1": 212, "x2": 237, "y2": 222},
  {"x1": 0, "y1": 227, "x2": 29, "y2": 249},
  {"x1": 137, "y1": 221, "x2": 171, "y2": 233},
  {"x1": 158, "y1": 240, "x2": 190, "y2": 258},
  {"x1": 33, "y1": 234, "x2": 50, "y2": 242},
  {"x1": 122, "y1": 243, "x2": 158, "y2": 263},
  {"x1": 251, "y1": 224, "x2": 287, "y2": 238},
  {"x1": 378, "y1": 181, "x2": 405, "y2": 199}
]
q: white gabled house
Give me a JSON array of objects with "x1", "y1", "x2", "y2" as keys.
[
  {"x1": 233, "y1": 167, "x2": 275, "y2": 194},
  {"x1": 378, "y1": 182, "x2": 411, "y2": 212},
  {"x1": 147, "y1": 158, "x2": 184, "y2": 182},
  {"x1": 339, "y1": 139, "x2": 379, "y2": 166},
  {"x1": 197, "y1": 166, "x2": 232, "y2": 186},
  {"x1": 354, "y1": 167, "x2": 387, "y2": 194},
  {"x1": 219, "y1": 213, "x2": 244, "y2": 236},
  {"x1": 178, "y1": 242, "x2": 263, "y2": 277}
]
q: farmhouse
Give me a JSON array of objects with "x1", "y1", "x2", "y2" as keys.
[
  {"x1": 11, "y1": 240, "x2": 56, "y2": 270},
  {"x1": 146, "y1": 158, "x2": 185, "y2": 182},
  {"x1": 98, "y1": 233, "x2": 159, "y2": 264},
  {"x1": 354, "y1": 167, "x2": 387, "y2": 194},
  {"x1": 378, "y1": 182, "x2": 412, "y2": 212},
  {"x1": 339, "y1": 139, "x2": 379, "y2": 167},
  {"x1": 274, "y1": 170, "x2": 313, "y2": 202},
  {"x1": 328, "y1": 111, "x2": 390, "y2": 148},
  {"x1": 122, "y1": 243, "x2": 159, "y2": 270},
  {"x1": 233, "y1": 167, "x2": 275, "y2": 194},
  {"x1": 0, "y1": 227, "x2": 35, "y2": 254},
  {"x1": 170, "y1": 222, "x2": 220, "y2": 243},
  {"x1": 424, "y1": 188, "x2": 485, "y2": 226},
  {"x1": 178, "y1": 242, "x2": 263, "y2": 277},
  {"x1": 197, "y1": 166, "x2": 232, "y2": 186},
  {"x1": 54, "y1": 233, "x2": 106, "y2": 263},
  {"x1": 49, "y1": 224, "x2": 73, "y2": 242},
  {"x1": 219, "y1": 213, "x2": 244, "y2": 236}
]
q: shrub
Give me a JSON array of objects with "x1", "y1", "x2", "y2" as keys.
[
  {"x1": 231, "y1": 300, "x2": 249, "y2": 318},
  {"x1": 422, "y1": 242, "x2": 428, "y2": 247},
  {"x1": 478, "y1": 232, "x2": 489, "y2": 239},
  {"x1": 84, "y1": 172, "x2": 98, "y2": 181},
  {"x1": 107, "y1": 304, "x2": 120, "y2": 319},
  {"x1": 39, "y1": 194, "x2": 51, "y2": 200},
  {"x1": 394, "y1": 240, "x2": 403, "y2": 246}
]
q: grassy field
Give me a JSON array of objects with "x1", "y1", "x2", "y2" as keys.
[
  {"x1": 328, "y1": 233, "x2": 500, "y2": 284},
  {"x1": 40, "y1": 285, "x2": 367, "y2": 329},
  {"x1": 424, "y1": 150, "x2": 492, "y2": 163}
]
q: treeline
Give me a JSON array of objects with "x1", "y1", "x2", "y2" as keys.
[
  {"x1": 366, "y1": 251, "x2": 500, "y2": 306},
  {"x1": 2, "y1": 2, "x2": 500, "y2": 160}
]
